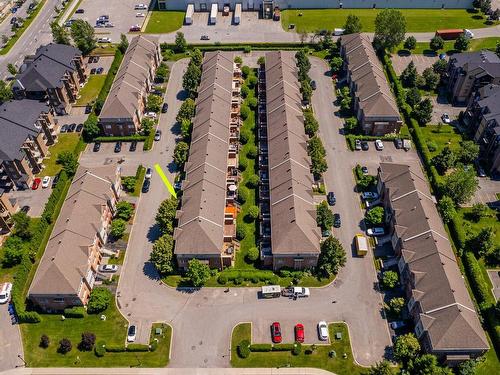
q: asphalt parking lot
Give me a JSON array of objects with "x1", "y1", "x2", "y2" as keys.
[
  {"x1": 9, "y1": 185, "x2": 53, "y2": 217},
  {"x1": 87, "y1": 54, "x2": 114, "y2": 74},
  {"x1": 470, "y1": 177, "x2": 500, "y2": 207},
  {"x1": 392, "y1": 53, "x2": 440, "y2": 75},
  {"x1": 71, "y1": 0, "x2": 147, "y2": 41}
]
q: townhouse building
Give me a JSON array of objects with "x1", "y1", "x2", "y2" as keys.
[
  {"x1": 340, "y1": 33, "x2": 402, "y2": 136},
  {"x1": 173, "y1": 51, "x2": 243, "y2": 270},
  {"x1": 28, "y1": 165, "x2": 121, "y2": 312},
  {"x1": 377, "y1": 163, "x2": 489, "y2": 364},
  {"x1": 13, "y1": 44, "x2": 88, "y2": 115},
  {"x1": 99, "y1": 35, "x2": 161, "y2": 136},
  {"x1": 0, "y1": 188, "x2": 18, "y2": 235},
  {"x1": 0, "y1": 100, "x2": 57, "y2": 190}
]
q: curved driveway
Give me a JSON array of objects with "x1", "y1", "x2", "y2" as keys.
[{"x1": 115, "y1": 58, "x2": 391, "y2": 369}]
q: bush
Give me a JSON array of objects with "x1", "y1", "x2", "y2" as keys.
[
  {"x1": 246, "y1": 174, "x2": 259, "y2": 188},
  {"x1": 426, "y1": 140, "x2": 438, "y2": 152},
  {"x1": 247, "y1": 96, "x2": 258, "y2": 109},
  {"x1": 150, "y1": 340, "x2": 158, "y2": 352},
  {"x1": 246, "y1": 145, "x2": 258, "y2": 159},
  {"x1": 238, "y1": 157, "x2": 248, "y2": 171},
  {"x1": 126, "y1": 344, "x2": 150, "y2": 352},
  {"x1": 87, "y1": 287, "x2": 112, "y2": 314},
  {"x1": 63, "y1": 307, "x2": 85, "y2": 318},
  {"x1": 241, "y1": 66, "x2": 250, "y2": 77},
  {"x1": 94, "y1": 340, "x2": 106, "y2": 357},
  {"x1": 236, "y1": 225, "x2": 247, "y2": 240},
  {"x1": 247, "y1": 247, "x2": 259, "y2": 262},
  {"x1": 241, "y1": 85, "x2": 249, "y2": 98},
  {"x1": 463, "y1": 252, "x2": 493, "y2": 307},
  {"x1": 110, "y1": 218, "x2": 126, "y2": 238},
  {"x1": 238, "y1": 186, "x2": 249, "y2": 204},
  {"x1": 18, "y1": 311, "x2": 41, "y2": 323},
  {"x1": 272, "y1": 343, "x2": 295, "y2": 351},
  {"x1": 217, "y1": 274, "x2": 228, "y2": 284},
  {"x1": 246, "y1": 205, "x2": 259, "y2": 221},
  {"x1": 239, "y1": 129, "x2": 250, "y2": 144},
  {"x1": 58, "y1": 338, "x2": 72, "y2": 354},
  {"x1": 292, "y1": 342, "x2": 302, "y2": 355},
  {"x1": 237, "y1": 340, "x2": 250, "y2": 358},
  {"x1": 249, "y1": 344, "x2": 272, "y2": 352},
  {"x1": 240, "y1": 105, "x2": 250, "y2": 120},
  {"x1": 78, "y1": 332, "x2": 96, "y2": 351},
  {"x1": 105, "y1": 344, "x2": 127, "y2": 352},
  {"x1": 234, "y1": 277, "x2": 243, "y2": 285},
  {"x1": 39, "y1": 334, "x2": 50, "y2": 348}
]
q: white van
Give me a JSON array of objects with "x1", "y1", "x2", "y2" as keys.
[{"x1": 0, "y1": 282, "x2": 13, "y2": 304}]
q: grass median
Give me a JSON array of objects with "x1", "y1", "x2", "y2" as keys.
[
  {"x1": 37, "y1": 134, "x2": 81, "y2": 177},
  {"x1": 76, "y1": 75, "x2": 107, "y2": 106}
]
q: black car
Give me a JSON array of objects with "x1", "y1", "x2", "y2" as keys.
[
  {"x1": 75, "y1": 8, "x2": 84, "y2": 13},
  {"x1": 361, "y1": 141, "x2": 369, "y2": 151},
  {"x1": 93, "y1": 141, "x2": 101, "y2": 152},
  {"x1": 142, "y1": 179, "x2": 150, "y2": 193},
  {"x1": 10, "y1": 17, "x2": 17, "y2": 24},
  {"x1": 85, "y1": 104, "x2": 92, "y2": 114},
  {"x1": 60, "y1": 124, "x2": 68, "y2": 133},
  {"x1": 333, "y1": 213, "x2": 341, "y2": 228},
  {"x1": 28, "y1": 3, "x2": 35, "y2": 10},
  {"x1": 69, "y1": 123, "x2": 77, "y2": 132},
  {"x1": 114, "y1": 141, "x2": 122, "y2": 153},
  {"x1": 327, "y1": 192, "x2": 336, "y2": 206},
  {"x1": 90, "y1": 68, "x2": 97, "y2": 74},
  {"x1": 129, "y1": 140, "x2": 137, "y2": 152},
  {"x1": 20, "y1": 205, "x2": 30, "y2": 214},
  {"x1": 52, "y1": 173, "x2": 60, "y2": 187},
  {"x1": 76, "y1": 124, "x2": 83, "y2": 132},
  {"x1": 394, "y1": 138, "x2": 403, "y2": 149},
  {"x1": 311, "y1": 80, "x2": 317, "y2": 90},
  {"x1": 94, "y1": 56, "x2": 100, "y2": 63},
  {"x1": 361, "y1": 166, "x2": 368, "y2": 174},
  {"x1": 161, "y1": 103, "x2": 168, "y2": 113},
  {"x1": 96, "y1": 67, "x2": 104, "y2": 74}
]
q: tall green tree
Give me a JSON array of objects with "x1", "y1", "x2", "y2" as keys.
[
  {"x1": 118, "y1": 33, "x2": 129, "y2": 53},
  {"x1": 0, "y1": 80, "x2": 13, "y2": 103},
  {"x1": 442, "y1": 166, "x2": 479, "y2": 205},
  {"x1": 182, "y1": 63, "x2": 202, "y2": 96},
  {"x1": 401, "y1": 61, "x2": 418, "y2": 87},
  {"x1": 413, "y1": 98, "x2": 433, "y2": 125},
  {"x1": 422, "y1": 67, "x2": 440, "y2": 90},
  {"x1": 191, "y1": 48, "x2": 203, "y2": 66},
  {"x1": 56, "y1": 151, "x2": 78, "y2": 176},
  {"x1": 176, "y1": 98, "x2": 196, "y2": 123},
  {"x1": 173, "y1": 141, "x2": 189, "y2": 167},
  {"x1": 50, "y1": 22, "x2": 70, "y2": 45},
  {"x1": 365, "y1": 207, "x2": 384, "y2": 225},
  {"x1": 454, "y1": 34, "x2": 470, "y2": 52},
  {"x1": 186, "y1": 259, "x2": 211, "y2": 287},
  {"x1": 458, "y1": 140, "x2": 480, "y2": 164},
  {"x1": 70, "y1": 20, "x2": 96, "y2": 55},
  {"x1": 438, "y1": 196, "x2": 456, "y2": 223},
  {"x1": 83, "y1": 113, "x2": 100, "y2": 141},
  {"x1": 409, "y1": 354, "x2": 453, "y2": 375},
  {"x1": 405, "y1": 87, "x2": 421, "y2": 108},
  {"x1": 368, "y1": 360, "x2": 392, "y2": 375},
  {"x1": 403, "y1": 36, "x2": 417, "y2": 51},
  {"x1": 155, "y1": 197, "x2": 178, "y2": 235},
  {"x1": 174, "y1": 32, "x2": 187, "y2": 53},
  {"x1": 7, "y1": 63, "x2": 17, "y2": 75},
  {"x1": 393, "y1": 333, "x2": 421, "y2": 364},
  {"x1": 343, "y1": 14, "x2": 362, "y2": 34},
  {"x1": 430, "y1": 35, "x2": 444, "y2": 51},
  {"x1": 373, "y1": 9, "x2": 407, "y2": 51},
  {"x1": 150, "y1": 234, "x2": 174, "y2": 275},
  {"x1": 318, "y1": 236, "x2": 346, "y2": 277},
  {"x1": 432, "y1": 147, "x2": 457, "y2": 174},
  {"x1": 12, "y1": 212, "x2": 31, "y2": 239},
  {"x1": 316, "y1": 201, "x2": 333, "y2": 230},
  {"x1": 115, "y1": 201, "x2": 134, "y2": 221},
  {"x1": 433, "y1": 59, "x2": 448, "y2": 75}
]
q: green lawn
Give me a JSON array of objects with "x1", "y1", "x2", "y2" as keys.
[
  {"x1": 231, "y1": 322, "x2": 365, "y2": 375},
  {"x1": 144, "y1": 11, "x2": 185, "y2": 33},
  {"x1": 456, "y1": 208, "x2": 500, "y2": 245},
  {"x1": 419, "y1": 124, "x2": 463, "y2": 158},
  {"x1": 76, "y1": 75, "x2": 107, "y2": 106},
  {"x1": 38, "y1": 134, "x2": 81, "y2": 177},
  {"x1": 397, "y1": 37, "x2": 500, "y2": 55},
  {"x1": 21, "y1": 303, "x2": 171, "y2": 367},
  {"x1": 281, "y1": 9, "x2": 497, "y2": 33}
]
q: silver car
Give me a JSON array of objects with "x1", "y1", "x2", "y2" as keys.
[{"x1": 318, "y1": 321, "x2": 329, "y2": 341}]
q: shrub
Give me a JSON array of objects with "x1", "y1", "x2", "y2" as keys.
[
  {"x1": 78, "y1": 332, "x2": 96, "y2": 351},
  {"x1": 246, "y1": 174, "x2": 259, "y2": 188},
  {"x1": 241, "y1": 66, "x2": 250, "y2": 77},
  {"x1": 126, "y1": 344, "x2": 150, "y2": 352},
  {"x1": 241, "y1": 85, "x2": 249, "y2": 98},
  {"x1": 272, "y1": 343, "x2": 295, "y2": 351},
  {"x1": 247, "y1": 247, "x2": 259, "y2": 262},
  {"x1": 238, "y1": 157, "x2": 248, "y2": 171},
  {"x1": 240, "y1": 105, "x2": 250, "y2": 120},
  {"x1": 239, "y1": 129, "x2": 250, "y2": 144},
  {"x1": 110, "y1": 219, "x2": 126, "y2": 238},
  {"x1": 18, "y1": 311, "x2": 41, "y2": 323},
  {"x1": 39, "y1": 334, "x2": 50, "y2": 348},
  {"x1": 426, "y1": 140, "x2": 438, "y2": 152},
  {"x1": 105, "y1": 344, "x2": 127, "y2": 352},
  {"x1": 63, "y1": 307, "x2": 85, "y2": 318},
  {"x1": 234, "y1": 277, "x2": 243, "y2": 285},
  {"x1": 236, "y1": 225, "x2": 246, "y2": 240},
  {"x1": 249, "y1": 344, "x2": 272, "y2": 352},
  {"x1": 381, "y1": 271, "x2": 399, "y2": 289},
  {"x1": 251, "y1": 276, "x2": 259, "y2": 283},
  {"x1": 87, "y1": 287, "x2": 112, "y2": 314},
  {"x1": 94, "y1": 340, "x2": 106, "y2": 357},
  {"x1": 237, "y1": 340, "x2": 250, "y2": 358},
  {"x1": 150, "y1": 340, "x2": 158, "y2": 352},
  {"x1": 58, "y1": 338, "x2": 72, "y2": 354},
  {"x1": 246, "y1": 205, "x2": 259, "y2": 221},
  {"x1": 292, "y1": 342, "x2": 302, "y2": 355},
  {"x1": 217, "y1": 274, "x2": 228, "y2": 284},
  {"x1": 463, "y1": 251, "x2": 493, "y2": 306},
  {"x1": 247, "y1": 97, "x2": 258, "y2": 109},
  {"x1": 238, "y1": 186, "x2": 249, "y2": 204},
  {"x1": 246, "y1": 145, "x2": 258, "y2": 159}
]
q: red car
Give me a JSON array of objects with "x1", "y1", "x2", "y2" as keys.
[
  {"x1": 31, "y1": 177, "x2": 41, "y2": 190},
  {"x1": 271, "y1": 322, "x2": 282, "y2": 343},
  {"x1": 294, "y1": 323, "x2": 305, "y2": 343}
]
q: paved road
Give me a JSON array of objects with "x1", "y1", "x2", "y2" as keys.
[{"x1": 0, "y1": 304, "x2": 24, "y2": 372}]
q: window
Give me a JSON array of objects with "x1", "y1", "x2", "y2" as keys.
[
  {"x1": 407, "y1": 297, "x2": 415, "y2": 312},
  {"x1": 53, "y1": 298, "x2": 65, "y2": 303},
  {"x1": 415, "y1": 320, "x2": 424, "y2": 338}
]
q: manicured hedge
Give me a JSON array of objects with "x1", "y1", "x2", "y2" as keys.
[
  {"x1": 105, "y1": 344, "x2": 127, "y2": 352},
  {"x1": 217, "y1": 269, "x2": 279, "y2": 285},
  {"x1": 272, "y1": 343, "x2": 296, "y2": 351},
  {"x1": 94, "y1": 340, "x2": 106, "y2": 357},
  {"x1": 463, "y1": 252, "x2": 494, "y2": 307},
  {"x1": 237, "y1": 340, "x2": 250, "y2": 358},
  {"x1": 448, "y1": 215, "x2": 467, "y2": 250},
  {"x1": 63, "y1": 307, "x2": 85, "y2": 318},
  {"x1": 249, "y1": 344, "x2": 272, "y2": 352},
  {"x1": 94, "y1": 135, "x2": 147, "y2": 142},
  {"x1": 126, "y1": 344, "x2": 150, "y2": 352},
  {"x1": 161, "y1": 42, "x2": 316, "y2": 52}
]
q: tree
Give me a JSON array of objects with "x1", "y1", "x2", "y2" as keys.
[
  {"x1": 246, "y1": 174, "x2": 259, "y2": 188},
  {"x1": 50, "y1": 22, "x2": 70, "y2": 44},
  {"x1": 87, "y1": 287, "x2": 112, "y2": 314},
  {"x1": 422, "y1": 67, "x2": 440, "y2": 90},
  {"x1": 368, "y1": 360, "x2": 393, "y2": 375},
  {"x1": 393, "y1": 333, "x2": 421, "y2": 364},
  {"x1": 295, "y1": 50, "x2": 311, "y2": 74},
  {"x1": 110, "y1": 219, "x2": 126, "y2": 238},
  {"x1": 183, "y1": 63, "x2": 202, "y2": 95},
  {"x1": 115, "y1": 201, "x2": 134, "y2": 221},
  {"x1": 173, "y1": 141, "x2": 189, "y2": 167},
  {"x1": 381, "y1": 270, "x2": 399, "y2": 289},
  {"x1": 401, "y1": 61, "x2": 418, "y2": 87},
  {"x1": 454, "y1": 34, "x2": 470, "y2": 52},
  {"x1": 413, "y1": 98, "x2": 433, "y2": 125},
  {"x1": 174, "y1": 32, "x2": 187, "y2": 53},
  {"x1": 176, "y1": 98, "x2": 196, "y2": 123},
  {"x1": 480, "y1": 0, "x2": 492, "y2": 13},
  {"x1": 83, "y1": 113, "x2": 100, "y2": 141},
  {"x1": 155, "y1": 197, "x2": 178, "y2": 235},
  {"x1": 0, "y1": 80, "x2": 13, "y2": 103},
  {"x1": 300, "y1": 79, "x2": 312, "y2": 102},
  {"x1": 147, "y1": 94, "x2": 163, "y2": 112},
  {"x1": 316, "y1": 201, "x2": 334, "y2": 230},
  {"x1": 406, "y1": 87, "x2": 421, "y2": 108},
  {"x1": 457, "y1": 359, "x2": 477, "y2": 375},
  {"x1": 318, "y1": 236, "x2": 346, "y2": 277},
  {"x1": 58, "y1": 338, "x2": 72, "y2": 354},
  {"x1": 365, "y1": 207, "x2": 384, "y2": 225},
  {"x1": 344, "y1": 117, "x2": 358, "y2": 133},
  {"x1": 141, "y1": 117, "x2": 154, "y2": 136},
  {"x1": 247, "y1": 247, "x2": 259, "y2": 262},
  {"x1": 56, "y1": 150, "x2": 78, "y2": 176},
  {"x1": 470, "y1": 226, "x2": 495, "y2": 257},
  {"x1": 150, "y1": 233, "x2": 174, "y2": 274},
  {"x1": 257, "y1": 56, "x2": 265, "y2": 66},
  {"x1": 442, "y1": 166, "x2": 478, "y2": 205},
  {"x1": 430, "y1": 35, "x2": 444, "y2": 51},
  {"x1": 7, "y1": 63, "x2": 17, "y2": 75},
  {"x1": 432, "y1": 147, "x2": 457, "y2": 174},
  {"x1": 121, "y1": 176, "x2": 136, "y2": 192},
  {"x1": 438, "y1": 196, "x2": 456, "y2": 223},
  {"x1": 471, "y1": 203, "x2": 490, "y2": 222},
  {"x1": 39, "y1": 334, "x2": 50, "y2": 348},
  {"x1": 409, "y1": 354, "x2": 453, "y2": 375},
  {"x1": 186, "y1": 259, "x2": 211, "y2": 287},
  {"x1": 458, "y1": 140, "x2": 480, "y2": 164},
  {"x1": 373, "y1": 9, "x2": 406, "y2": 51},
  {"x1": 180, "y1": 118, "x2": 192, "y2": 140},
  {"x1": 343, "y1": 14, "x2": 362, "y2": 34},
  {"x1": 2, "y1": 237, "x2": 24, "y2": 267},
  {"x1": 155, "y1": 63, "x2": 169, "y2": 82},
  {"x1": 404, "y1": 36, "x2": 417, "y2": 51},
  {"x1": 303, "y1": 110, "x2": 319, "y2": 137},
  {"x1": 118, "y1": 33, "x2": 129, "y2": 53},
  {"x1": 246, "y1": 205, "x2": 259, "y2": 221},
  {"x1": 78, "y1": 332, "x2": 96, "y2": 351},
  {"x1": 70, "y1": 20, "x2": 96, "y2": 55},
  {"x1": 329, "y1": 56, "x2": 343, "y2": 73},
  {"x1": 241, "y1": 65, "x2": 251, "y2": 78},
  {"x1": 433, "y1": 59, "x2": 448, "y2": 75},
  {"x1": 389, "y1": 297, "x2": 405, "y2": 315},
  {"x1": 12, "y1": 211, "x2": 32, "y2": 239}
]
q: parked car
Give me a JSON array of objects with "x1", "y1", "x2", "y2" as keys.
[
  {"x1": 10, "y1": 17, "x2": 17, "y2": 24},
  {"x1": 98, "y1": 264, "x2": 118, "y2": 273},
  {"x1": 361, "y1": 140, "x2": 369, "y2": 151},
  {"x1": 134, "y1": 3, "x2": 147, "y2": 10},
  {"x1": 475, "y1": 160, "x2": 486, "y2": 177},
  {"x1": 333, "y1": 213, "x2": 341, "y2": 228},
  {"x1": 114, "y1": 141, "x2": 122, "y2": 153},
  {"x1": 41, "y1": 176, "x2": 51, "y2": 189},
  {"x1": 98, "y1": 15, "x2": 109, "y2": 20},
  {"x1": 90, "y1": 68, "x2": 97, "y2": 74},
  {"x1": 390, "y1": 321, "x2": 406, "y2": 330},
  {"x1": 76, "y1": 124, "x2": 83, "y2": 132},
  {"x1": 96, "y1": 67, "x2": 104, "y2": 74},
  {"x1": 200, "y1": 35, "x2": 210, "y2": 40},
  {"x1": 354, "y1": 139, "x2": 362, "y2": 151},
  {"x1": 142, "y1": 179, "x2": 150, "y2": 193},
  {"x1": 327, "y1": 191, "x2": 336, "y2": 206},
  {"x1": 361, "y1": 192, "x2": 379, "y2": 200},
  {"x1": 318, "y1": 321, "x2": 329, "y2": 341},
  {"x1": 20, "y1": 205, "x2": 30, "y2": 214},
  {"x1": 97, "y1": 37, "x2": 111, "y2": 43},
  {"x1": 75, "y1": 8, "x2": 84, "y2": 13},
  {"x1": 295, "y1": 324, "x2": 305, "y2": 343},
  {"x1": 394, "y1": 138, "x2": 403, "y2": 149},
  {"x1": 0, "y1": 283, "x2": 13, "y2": 304},
  {"x1": 439, "y1": 53, "x2": 447, "y2": 60},
  {"x1": 441, "y1": 113, "x2": 451, "y2": 124},
  {"x1": 93, "y1": 141, "x2": 101, "y2": 152},
  {"x1": 129, "y1": 24, "x2": 141, "y2": 32},
  {"x1": 375, "y1": 139, "x2": 384, "y2": 150},
  {"x1": 70, "y1": 123, "x2": 77, "y2": 132},
  {"x1": 31, "y1": 178, "x2": 41, "y2": 190},
  {"x1": 145, "y1": 167, "x2": 152, "y2": 179},
  {"x1": 322, "y1": 229, "x2": 331, "y2": 237},
  {"x1": 129, "y1": 140, "x2": 137, "y2": 152},
  {"x1": 104, "y1": 22, "x2": 115, "y2": 28},
  {"x1": 52, "y1": 174, "x2": 60, "y2": 187},
  {"x1": 282, "y1": 286, "x2": 310, "y2": 298},
  {"x1": 145, "y1": 111, "x2": 157, "y2": 119},
  {"x1": 85, "y1": 104, "x2": 92, "y2": 114},
  {"x1": 136, "y1": 12, "x2": 145, "y2": 17},
  {"x1": 60, "y1": 124, "x2": 68, "y2": 133},
  {"x1": 271, "y1": 322, "x2": 282, "y2": 343},
  {"x1": 127, "y1": 325, "x2": 136, "y2": 342},
  {"x1": 367, "y1": 227, "x2": 385, "y2": 236},
  {"x1": 311, "y1": 80, "x2": 317, "y2": 90},
  {"x1": 361, "y1": 166, "x2": 368, "y2": 174},
  {"x1": 154, "y1": 130, "x2": 162, "y2": 141},
  {"x1": 161, "y1": 103, "x2": 169, "y2": 113}
]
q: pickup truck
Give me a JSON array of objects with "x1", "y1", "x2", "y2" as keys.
[{"x1": 282, "y1": 286, "x2": 310, "y2": 298}]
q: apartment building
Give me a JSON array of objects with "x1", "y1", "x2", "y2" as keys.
[
  {"x1": 99, "y1": 35, "x2": 161, "y2": 136},
  {"x1": 447, "y1": 50, "x2": 500, "y2": 105},
  {"x1": 465, "y1": 84, "x2": 500, "y2": 175},
  {"x1": 260, "y1": 51, "x2": 321, "y2": 270},
  {"x1": 174, "y1": 51, "x2": 243, "y2": 270},
  {"x1": 340, "y1": 33, "x2": 402, "y2": 136},
  {"x1": 28, "y1": 165, "x2": 121, "y2": 312},
  {"x1": 377, "y1": 163, "x2": 489, "y2": 364},
  {"x1": 0, "y1": 100, "x2": 57, "y2": 190},
  {"x1": 0, "y1": 188, "x2": 18, "y2": 235},
  {"x1": 13, "y1": 44, "x2": 88, "y2": 115}
]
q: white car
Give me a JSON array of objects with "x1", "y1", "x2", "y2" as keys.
[
  {"x1": 145, "y1": 112, "x2": 157, "y2": 119},
  {"x1": 464, "y1": 29, "x2": 474, "y2": 39},
  {"x1": 97, "y1": 37, "x2": 111, "y2": 43},
  {"x1": 367, "y1": 227, "x2": 385, "y2": 236},
  {"x1": 354, "y1": 139, "x2": 362, "y2": 151},
  {"x1": 127, "y1": 325, "x2": 136, "y2": 342},
  {"x1": 134, "y1": 3, "x2": 147, "y2": 10},
  {"x1": 375, "y1": 139, "x2": 384, "y2": 150},
  {"x1": 41, "y1": 176, "x2": 51, "y2": 188},
  {"x1": 318, "y1": 321, "x2": 329, "y2": 341},
  {"x1": 98, "y1": 264, "x2": 118, "y2": 273},
  {"x1": 145, "y1": 167, "x2": 153, "y2": 179},
  {"x1": 154, "y1": 130, "x2": 161, "y2": 141},
  {"x1": 0, "y1": 282, "x2": 12, "y2": 304},
  {"x1": 136, "y1": 12, "x2": 145, "y2": 17},
  {"x1": 441, "y1": 113, "x2": 451, "y2": 124},
  {"x1": 361, "y1": 192, "x2": 379, "y2": 200}
]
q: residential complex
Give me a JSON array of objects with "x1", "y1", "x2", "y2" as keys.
[
  {"x1": 28, "y1": 165, "x2": 122, "y2": 312},
  {"x1": 259, "y1": 51, "x2": 321, "y2": 270},
  {"x1": 0, "y1": 188, "x2": 17, "y2": 234},
  {"x1": 99, "y1": 35, "x2": 161, "y2": 136},
  {"x1": 0, "y1": 100, "x2": 57, "y2": 190},
  {"x1": 378, "y1": 163, "x2": 489, "y2": 363},
  {"x1": 340, "y1": 33, "x2": 402, "y2": 136},
  {"x1": 12, "y1": 44, "x2": 88, "y2": 115},
  {"x1": 173, "y1": 51, "x2": 242, "y2": 270}
]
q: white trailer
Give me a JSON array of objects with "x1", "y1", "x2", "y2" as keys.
[
  {"x1": 210, "y1": 3, "x2": 218, "y2": 24},
  {"x1": 185, "y1": 4, "x2": 194, "y2": 25},
  {"x1": 234, "y1": 3, "x2": 242, "y2": 25}
]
